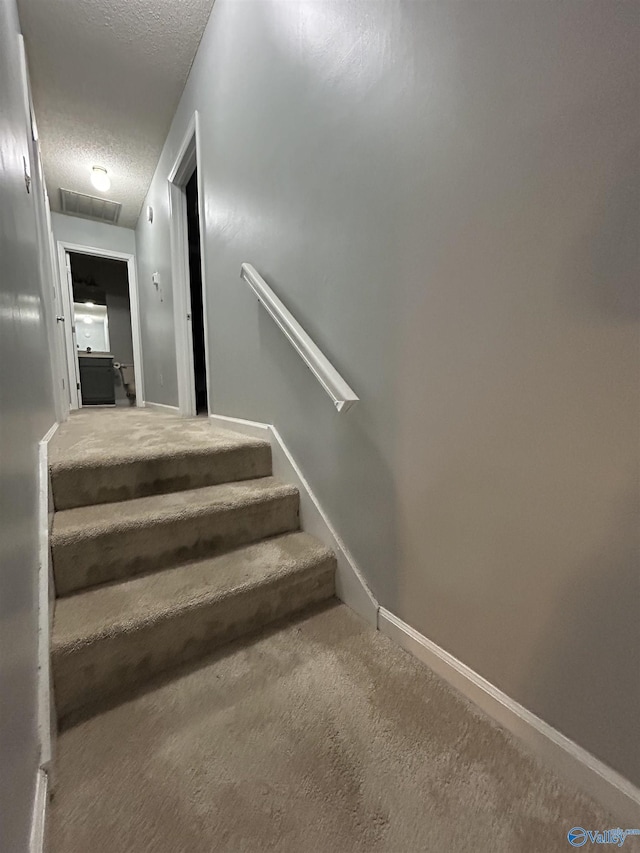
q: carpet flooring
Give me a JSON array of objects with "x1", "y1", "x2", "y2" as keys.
[
  {"x1": 49, "y1": 407, "x2": 336, "y2": 724},
  {"x1": 50, "y1": 408, "x2": 271, "y2": 510},
  {"x1": 49, "y1": 602, "x2": 615, "y2": 853},
  {"x1": 50, "y1": 407, "x2": 253, "y2": 463}
]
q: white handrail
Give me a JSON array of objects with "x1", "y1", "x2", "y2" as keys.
[{"x1": 240, "y1": 263, "x2": 359, "y2": 413}]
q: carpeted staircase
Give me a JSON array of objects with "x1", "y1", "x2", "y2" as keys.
[
  {"x1": 50, "y1": 414, "x2": 336, "y2": 724},
  {"x1": 47, "y1": 411, "x2": 620, "y2": 853}
]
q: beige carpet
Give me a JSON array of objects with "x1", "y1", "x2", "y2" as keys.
[
  {"x1": 49, "y1": 602, "x2": 614, "y2": 853},
  {"x1": 50, "y1": 407, "x2": 336, "y2": 723},
  {"x1": 50, "y1": 408, "x2": 271, "y2": 510},
  {"x1": 51, "y1": 407, "x2": 253, "y2": 462}
]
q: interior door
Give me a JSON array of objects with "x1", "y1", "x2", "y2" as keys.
[
  {"x1": 62, "y1": 251, "x2": 82, "y2": 408},
  {"x1": 48, "y1": 212, "x2": 70, "y2": 414}
]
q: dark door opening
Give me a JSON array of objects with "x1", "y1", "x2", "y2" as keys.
[
  {"x1": 69, "y1": 252, "x2": 136, "y2": 407},
  {"x1": 185, "y1": 169, "x2": 208, "y2": 415}
]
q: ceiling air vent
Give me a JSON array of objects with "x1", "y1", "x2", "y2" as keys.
[{"x1": 59, "y1": 188, "x2": 121, "y2": 225}]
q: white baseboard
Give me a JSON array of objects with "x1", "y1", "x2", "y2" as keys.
[
  {"x1": 142, "y1": 401, "x2": 181, "y2": 413},
  {"x1": 30, "y1": 767, "x2": 48, "y2": 853},
  {"x1": 38, "y1": 424, "x2": 58, "y2": 782},
  {"x1": 210, "y1": 413, "x2": 379, "y2": 627},
  {"x1": 210, "y1": 413, "x2": 271, "y2": 441},
  {"x1": 378, "y1": 607, "x2": 640, "y2": 825}
]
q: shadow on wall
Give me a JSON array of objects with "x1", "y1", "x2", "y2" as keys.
[
  {"x1": 526, "y1": 483, "x2": 640, "y2": 787},
  {"x1": 534, "y1": 146, "x2": 640, "y2": 783},
  {"x1": 565, "y1": 144, "x2": 640, "y2": 321}
]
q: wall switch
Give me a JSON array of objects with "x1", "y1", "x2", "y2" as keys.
[
  {"x1": 152, "y1": 271, "x2": 164, "y2": 302},
  {"x1": 152, "y1": 272, "x2": 164, "y2": 302}
]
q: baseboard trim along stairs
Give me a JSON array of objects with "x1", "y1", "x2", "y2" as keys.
[
  {"x1": 209, "y1": 413, "x2": 378, "y2": 627},
  {"x1": 38, "y1": 423, "x2": 58, "y2": 776},
  {"x1": 378, "y1": 608, "x2": 640, "y2": 825},
  {"x1": 29, "y1": 768, "x2": 48, "y2": 853},
  {"x1": 210, "y1": 410, "x2": 640, "y2": 826},
  {"x1": 32, "y1": 422, "x2": 58, "y2": 853}
]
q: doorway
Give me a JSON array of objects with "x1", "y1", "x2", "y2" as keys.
[
  {"x1": 185, "y1": 170, "x2": 208, "y2": 415},
  {"x1": 57, "y1": 241, "x2": 144, "y2": 410},
  {"x1": 69, "y1": 253, "x2": 136, "y2": 406},
  {"x1": 168, "y1": 111, "x2": 211, "y2": 418}
]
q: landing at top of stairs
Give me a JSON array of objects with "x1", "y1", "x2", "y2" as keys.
[
  {"x1": 50, "y1": 408, "x2": 271, "y2": 509},
  {"x1": 51, "y1": 408, "x2": 265, "y2": 466}
]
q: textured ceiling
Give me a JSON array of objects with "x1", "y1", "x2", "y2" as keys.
[{"x1": 17, "y1": 0, "x2": 215, "y2": 228}]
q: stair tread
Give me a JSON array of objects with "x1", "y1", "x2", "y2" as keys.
[
  {"x1": 52, "y1": 477, "x2": 296, "y2": 540},
  {"x1": 50, "y1": 420, "x2": 269, "y2": 471},
  {"x1": 53, "y1": 532, "x2": 333, "y2": 652}
]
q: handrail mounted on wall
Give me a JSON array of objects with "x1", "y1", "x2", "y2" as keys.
[{"x1": 240, "y1": 263, "x2": 359, "y2": 413}]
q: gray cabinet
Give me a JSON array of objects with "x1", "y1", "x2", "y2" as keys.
[{"x1": 78, "y1": 354, "x2": 115, "y2": 405}]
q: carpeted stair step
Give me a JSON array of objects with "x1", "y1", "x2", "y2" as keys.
[
  {"x1": 52, "y1": 478, "x2": 299, "y2": 595},
  {"x1": 50, "y1": 428, "x2": 272, "y2": 510},
  {"x1": 52, "y1": 532, "x2": 336, "y2": 721}
]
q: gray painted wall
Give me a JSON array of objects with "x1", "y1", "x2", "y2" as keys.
[
  {"x1": 136, "y1": 1, "x2": 640, "y2": 784},
  {"x1": 70, "y1": 254, "x2": 134, "y2": 404},
  {"x1": 135, "y1": 197, "x2": 179, "y2": 406},
  {"x1": 0, "y1": 0, "x2": 57, "y2": 849},
  {"x1": 51, "y1": 211, "x2": 136, "y2": 256}
]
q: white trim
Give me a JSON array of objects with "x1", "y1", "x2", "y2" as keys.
[
  {"x1": 56, "y1": 240, "x2": 145, "y2": 409},
  {"x1": 143, "y1": 401, "x2": 181, "y2": 414},
  {"x1": 57, "y1": 247, "x2": 81, "y2": 408},
  {"x1": 168, "y1": 111, "x2": 212, "y2": 417},
  {"x1": 378, "y1": 607, "x2": 640, "y2": 825},
  {"x1": 47, "y1": 202, "x2": 70, "y2": 421},
  {"x1": 126, "y1": 256, "x2": 145, "y2": 406},
  {"x1": 195, "y1": 114, "x2": 212, "y2": 412},
  {"x1": 168, "y1": 180, "x2": 195, "y2": 416},
  {"x1": 210, "y1": 413, "x2": 378, "y2": 626},
  {"x1": 33, "y1": 420, "x2": 55, "y2": 851},
  {"x1": 209, "y1": 412, "x2": 270, "y2": 440},
  {"x1": 29, "y1": 769, "x2": 48, "y2": 853},
  {"x1": 240, "y1": 263, "x2": 359, "y2": 413},
  {"x1": 38, "y1": 423, "x2": 58, "y2": 784}
]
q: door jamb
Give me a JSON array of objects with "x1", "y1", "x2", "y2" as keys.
[
  {"x1": 56, "y1": 240, "x2": 145, "y2": 410},
  {"x1": 168, "y1": 110, "x2": 211, "y2": 417}
]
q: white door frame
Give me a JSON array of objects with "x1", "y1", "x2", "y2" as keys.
[
  {"x1": 56, "y1": 240, "x2": 145, "y2": 409},
  {"x1": 47, "y1": 199, "x2": 71, "y2": 420},
  {"x1": 168, "y1": 110, "x2": 212, "y2": 417}
]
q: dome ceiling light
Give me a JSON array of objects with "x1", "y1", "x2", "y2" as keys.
[{"x1": 90, "y1": 166, "x2": 111, "y2": 192}]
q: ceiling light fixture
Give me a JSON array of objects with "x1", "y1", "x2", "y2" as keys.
[{"x1": 90, "y1": 166, "x2": 111, "y2": 192}]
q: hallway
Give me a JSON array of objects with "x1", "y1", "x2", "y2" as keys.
[
  {"x1": 2, "y1": 1, "x2": 639, "y2": 850},
  {"x1": 47, "y1": 409, "x2": 615, "y2": 853}
]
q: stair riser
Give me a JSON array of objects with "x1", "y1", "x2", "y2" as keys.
[
  {"x1": 53, "y1": 561, "x2": 336, "y2": 722},
  {"x1": 51, "y1": 445, "x2": 272, "y2": 510},
  {"x1": 53, "y1": 495, "x2": 300, "y2": 595}
]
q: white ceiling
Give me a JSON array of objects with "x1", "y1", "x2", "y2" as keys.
[{"x1": 17, "y1": 0, "x2": 215, "y2": 228}]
